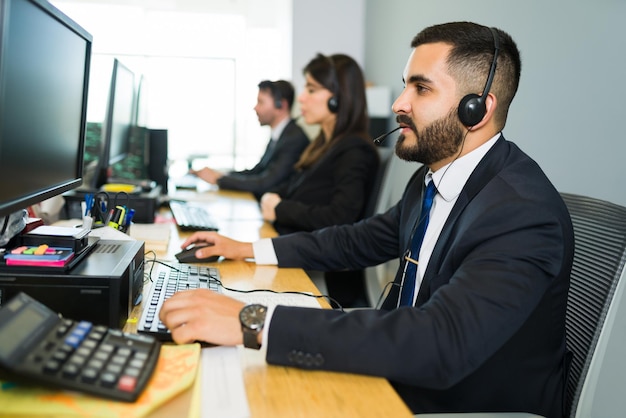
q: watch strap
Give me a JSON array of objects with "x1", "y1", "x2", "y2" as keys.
[{"x1": 243, "y1": 329, "x2": 262, "y2": 350}]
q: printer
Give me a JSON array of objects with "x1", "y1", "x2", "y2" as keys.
[{"x1": 0, "y1": 239, "x2": 145, "y2": 329}]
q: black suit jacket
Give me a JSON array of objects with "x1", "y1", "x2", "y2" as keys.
[
  {"x1": 269, "y1": 134, "x2": 379, "y2": 235},
  {"x1": 217, "y1": 119, "x2": 309, "y2": 198},
  {"x1": 266, "y1": 136, "x2": 574, "y2": 417}
]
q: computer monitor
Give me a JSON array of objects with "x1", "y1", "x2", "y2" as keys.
[
  {"x1": 92, "y1": 58, "x2": 137, "y2": 188},
  {"x1": 0, "y1": 0, "x2": 91, "y2": 219}
]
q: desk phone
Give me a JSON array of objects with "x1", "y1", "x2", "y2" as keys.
[{"x1": 0, "y1": 292, "x2": 161, "y2": 402}]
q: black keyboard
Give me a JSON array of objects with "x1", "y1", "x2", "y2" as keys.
[
  {"x1": 169, "y1": 200, "x2": 219, "y2": 231},
  {"x1": 138, "y1": 263, "x2": 222, "y2": 341},
  {"x1": 0, "y1": 292, "x2": 160, "y2": 402}
]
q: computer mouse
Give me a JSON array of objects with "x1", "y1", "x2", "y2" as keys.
[{"x1": 174, "y1": 243, "x2": 220, "y2": 263}]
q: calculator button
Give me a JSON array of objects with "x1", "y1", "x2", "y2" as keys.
[
  {"x1": 124, "y1": 367, "x2": 141, "y2": 377},
  {"x1": 117, "y1": 375, "x2": 137, "y2": 392},
  {"x1": 100, "y1": 372, "x2": 118, "y2": 387},
  {"x1": 62, "y1": 363, "x2": 80, "y2": 378},
  {"x1": 52, "y1": 350, "x2": 69, "y2": 362},
  {"x1": 93, "y1": 351, "x2": 110, "y2": 362},
  {"x1": 117, "y1": 347, "x2": 132, "y2": 357},
  {"x1": 88, "y1": 331, "x2": 105, "y2": 341},
  {"x1": 81, "y1": 368, "x2": 98, "y2": 383},
  {"x1": 82, "y1": 340, "x2": 97, "y2": 350},
  {"x1": 99, "y1": 343, "x2": 114, "y2": 353},
  {"x1": 43, "y1": 360, "x2": 61, "y2": 373},
  {"x1": 59, "y1": 344, "x2": 74, "y2": 354},
  {"x1": 76, "y1": 347, "x2": 91, "y2": 357},
  {"x1": 65, "y1": 335, "x2": 82, "y2": 348},
  {"x1": 110, "y1": 355, "x2": 128, "y2": 366},
  {"x1": 94, "y1": 325, "x2": 108, "y2": 334},
  {"x1": 69, "y1": 354, "x2": 87, "y2": 367},
  {"x1": 105, "y1": 363, "x2": 123, "y2": 375},
  {"x1": 87, "y1": 359, "x2": 105, "y2": 370},
  {"x1": 128, "y1": 358, "x2": 145, "y2": 369}
]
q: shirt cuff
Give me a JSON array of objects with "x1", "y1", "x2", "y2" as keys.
[
  {"x1": 252, "y1": 238, "x2": 278, "y2": 265},
  {"x1": 259, "y1": 304, "x2": 275, "y2": 358}
]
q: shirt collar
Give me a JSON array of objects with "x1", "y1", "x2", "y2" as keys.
[
  {"x1": 428, "y1": 133, "x2": 501, "y2": 200},
  {"x1": 270, "y1": 116, "x2": 290, "y2": 141}
]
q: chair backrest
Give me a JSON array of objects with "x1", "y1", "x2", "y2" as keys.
[
  {"x1": 560, "y1": 193, "x2": 626, "y2": 417},
  {"x1": 363, "y1": 152, "x2": 421, "y2": 306},
  {"x1": 362, "y1": 146, "x2": 394, "y2": 218}
]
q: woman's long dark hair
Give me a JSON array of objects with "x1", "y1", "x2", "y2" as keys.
[{"x1": 295, "y1": 53, "x2": 369, "y2": 170}]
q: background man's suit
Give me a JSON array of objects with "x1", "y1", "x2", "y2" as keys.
[{"x1": 217, "y1": 119, "x2": 309, "y2": 199}]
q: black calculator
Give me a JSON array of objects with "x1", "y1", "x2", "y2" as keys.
[{"x1": 0, "y1": 292, "x2": 161, "y2": 402}]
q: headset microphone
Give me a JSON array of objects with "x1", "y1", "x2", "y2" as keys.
[{"x1": 373, "y1": 126, "x2": 401, "y2": 145}]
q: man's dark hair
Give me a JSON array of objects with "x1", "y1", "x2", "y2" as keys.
[
  {"x1": 412, "y1": 22, "x2": 521, "y2": 129},
  {"x1": 258, "y1": 79, "x2": 296, "y2": 110}
]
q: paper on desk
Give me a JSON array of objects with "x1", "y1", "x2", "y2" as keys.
[
  {"x1": 200, "y1": 346, "x2": 250, "y2": 418},
  {"x1": 129, "y1": 223, "x2": 171, "y2": 252}
]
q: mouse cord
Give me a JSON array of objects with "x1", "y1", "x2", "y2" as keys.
[{"x1": 145, "y1": 259, "x2": 345, "y2": 311}]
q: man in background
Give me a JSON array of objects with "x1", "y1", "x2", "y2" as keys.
[{"x1": 192, "y1": 80, "x2": 309, "y2": 199}]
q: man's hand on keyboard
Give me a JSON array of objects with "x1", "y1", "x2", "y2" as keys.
[
  {"x1": 159, "y1": 288, "x2": 247, "y2": 346},
  {"x1": 180, "y1": 231, "x2": 254, "y2": 261}
]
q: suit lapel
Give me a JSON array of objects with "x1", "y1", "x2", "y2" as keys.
[{"x1": 415, "y1": 137, "x2": 511, "y2": 304}]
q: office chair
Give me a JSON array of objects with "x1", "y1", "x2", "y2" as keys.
[
  {"x1": 364, "y1": 152, "x2": 419, "y2": 306},
  {"x1": 416, "y1": 192, "x2": 626, "y2": 417},
  {"x1": 309, "y1": 147, "x2": 395, "y2": 302},
  {"x1": 363, "y1": 146, "x2": 395, "y2": 218}
]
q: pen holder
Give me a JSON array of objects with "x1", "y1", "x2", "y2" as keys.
[
  {"x1": 118, "y1": 222, "x2": 131, "y2": 235},
  {"x1": 82, "y1": 215, "x2": 93, "y2": 231}
]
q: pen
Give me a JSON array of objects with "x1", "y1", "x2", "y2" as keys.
[
  {"x1": 83, "y1": 193, "x2": 93, "y2": 216},
  {"x1": 124, "y1": 208, "x2": 135, "y2": 226}
]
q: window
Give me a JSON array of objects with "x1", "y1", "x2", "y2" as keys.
[{"x1": 52, "y1": 0, "x2": 292, "y2": 178}]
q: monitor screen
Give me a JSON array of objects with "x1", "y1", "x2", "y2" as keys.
[
  {"x1": 92, "y1": 58, "x2": 136, "y2": 188},
  {"x1": 0, "y1": 0, "x2": 91, "y2": 219}
]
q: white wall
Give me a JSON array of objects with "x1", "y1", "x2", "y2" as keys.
[
  {"x1": 291, "y1": 0, "x2": 366, "y2": 138},
  {"x1": 364, "y1": 0, "x2": 626, "y2": 207}
]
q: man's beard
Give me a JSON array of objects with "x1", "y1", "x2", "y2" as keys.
[{"x1": 395, "y1": 108, "x2": 465, "y2": 165}]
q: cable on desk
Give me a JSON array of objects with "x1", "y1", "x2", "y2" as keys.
[
  {"x1": 143, "y1": 251, "x2": 159, "y2": 284},
  {"x1": 144, "y1": 258, "x2": 345, "y2": 311}
]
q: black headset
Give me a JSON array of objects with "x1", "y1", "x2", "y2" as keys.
[
  {"x1": 325, "y1": 55, "x2": 340, "y2": 113},
  {"x1": 269, "y1": 83, "x2": 283, "y2": 109},
  {"x1": 457, "y1": 27, "x2": 500, "y2": 127}
]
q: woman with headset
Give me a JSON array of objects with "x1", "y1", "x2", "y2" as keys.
[{"x1": 258, "y1": 53, "x2": 379, "y2": 307}]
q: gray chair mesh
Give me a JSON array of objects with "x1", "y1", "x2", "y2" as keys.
[{"x1": 560, "y1": 193, "x2": 626, "y2": 417}]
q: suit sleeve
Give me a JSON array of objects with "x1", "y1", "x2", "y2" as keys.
[
  {"x1": 217, "y1": 123, "x2": 309, "y2": 195},
  {"x1": 273, "y1": 139, "x2": 379, "y2": 231},
  {"x1": 266, "y1": 187, "x2": 572, "y2": 390}
]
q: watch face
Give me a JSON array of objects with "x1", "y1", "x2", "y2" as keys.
[{"x1": 240, "y1": 304, "x2": 267, "y2": 331}]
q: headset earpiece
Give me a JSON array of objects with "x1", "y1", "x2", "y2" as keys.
[
  {"x1": 457, "y1": 27, "x2": 500, "y2": 127},
  {"x1": 274, "y1": 97, "x2": 283, "y2": 109},
  {"x1": 327, "y1": 96, "x2": 339, "y2": 113},
  {"x1": 458, "y1": 93, "x2": 486, "y2": 127},
  {"x1": 325, "y1": 54, "x2": 339, "y2": 113}
]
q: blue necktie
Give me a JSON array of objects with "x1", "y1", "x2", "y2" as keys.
[{"x1": 399, "y1": 180, "x2": 437, "y2": 306}]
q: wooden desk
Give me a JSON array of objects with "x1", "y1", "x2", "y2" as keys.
[{"x1": 140, "y1": 188, "x2": 413, "y2": 418}]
